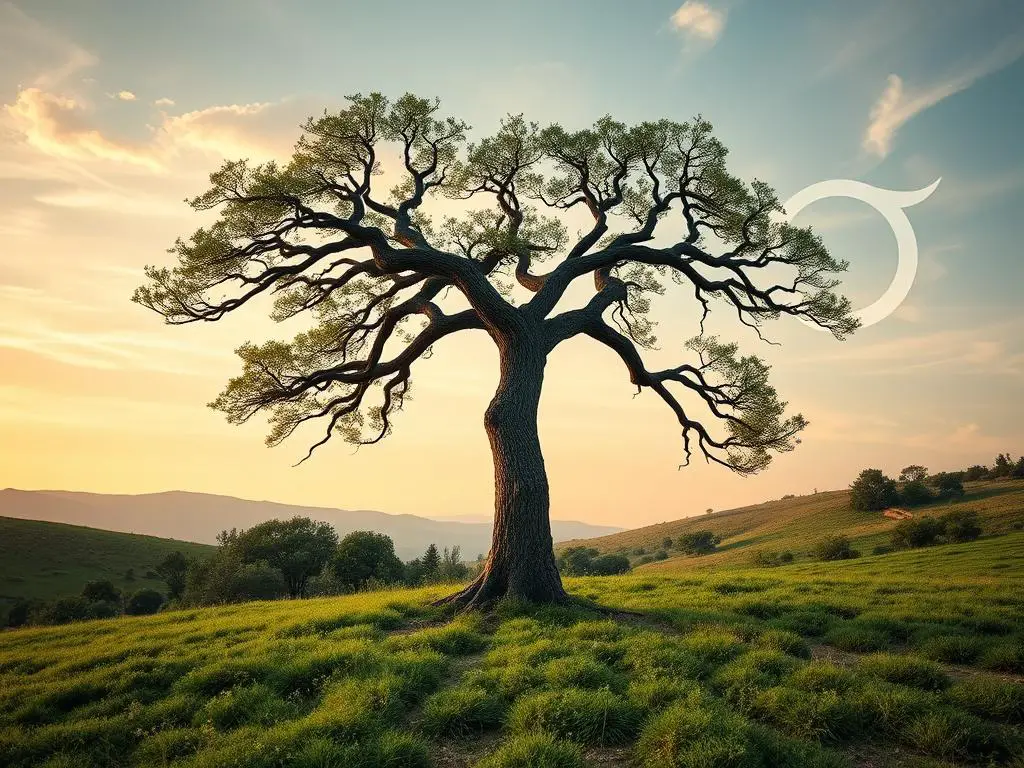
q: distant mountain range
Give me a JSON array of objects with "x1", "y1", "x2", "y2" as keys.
[{"x1": 0, "y1": 489, "x2": 623, "y2": 560}]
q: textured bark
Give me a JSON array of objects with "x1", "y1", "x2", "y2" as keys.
[{"x1": 436, "y1": 328, "x2": 568, "y2": 609}]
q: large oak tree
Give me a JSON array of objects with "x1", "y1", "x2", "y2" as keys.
[{"x1": 135, "y1": 93, "x2": 857, "y2": 609}]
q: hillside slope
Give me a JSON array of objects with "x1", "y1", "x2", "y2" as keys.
[
  {"x1": 0, "y1": 488, "x2": 621, "y2": 560},
  {"x1": 560, "y1": 479, "x2": 1024, "y2": 571},
  {"x1": 0, "y1": 516, "x2": 214, "y2": 605},
  {"x1": 1, "y1": 533, "x2": 1021, "y2": 768}
]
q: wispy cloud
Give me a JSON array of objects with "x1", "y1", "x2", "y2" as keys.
[
  {"x1": 154, "y1": 97, "x2": 175, "y2": 107},
  {"x1": 670, "y1": 1, "x2": 726, "y2": 45},
  {"x1": 4, "y1": 88, "x2": 161, "y2": 170},
  {"x1": 864, "y1": 31, "x2": 1024, "y2": 157},
  {"x1": 111, "y1": 90, "x2": 136, "y2": 101}
]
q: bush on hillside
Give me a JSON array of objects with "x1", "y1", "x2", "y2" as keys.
[
  {"x1": 557, "y1": 548, "x2": 631, "y2": 576},
  {"x1": 31, "y1": 596, "x2": 119, "y2": 625},
  {"x1": 751, "y1": 550, "x2": 794, "y2": 567},
  {"x1": 590, "y1": 554, "x2": 632, "y2": 575},
  {"x1": 675, "y1": 531, "x2": 719, "y2": 555},
  {"x1": 125, "y1": 588, "x2": 165, "y2": 615},
  {"x1": 933, "y1": 473, "x2": 966, "y2": 500},
  {"x1": 939, "y1": 510, "x2": 982, "y2": 543},
  {"x1": 850, "y1": 468, "x2": 900, "y2": 511},
  {"x1": 182, "y1": 548, "x2": 288, "y2": 606},
  {"x1": 899, "y1": 479, "x2": 934, "y2": 507},
  {"x1": 81, "y1": 580, "x2": 121, "y2": 604},
  {"x1": 812, "y1": 535, "x2": 859, "y2": 561},
  {"x1": 155, "y1": 551, "x2": 191, "y2": 601},
  {"x1": 558, "y1": 547, "x2": 600, "y2": 576},
  {"x1": 963, "y1": 465, "x2": 988, "y2": 481},
  {"x1": 891, "y1": 517, "x2": 944, "y2": 549},
  {"x1": 890, "y1": 511, "x2": 981, "y2": 549},
  {"x1": 5, "y1": 598, "x2": 45, "y2": 628}
]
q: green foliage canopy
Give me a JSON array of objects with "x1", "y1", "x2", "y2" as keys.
[{"x1": 133, "y1": 92, "x2": 858, "y2": 476}]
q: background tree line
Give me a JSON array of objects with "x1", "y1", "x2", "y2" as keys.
[{"x1": 6, "y1": 516, "x2": 475, "y2": 627}]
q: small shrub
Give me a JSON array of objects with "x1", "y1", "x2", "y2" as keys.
[
  {"x1": 858, "y1": 654, "x2": 950, "y2": 691},
  {"x1": 751, "y1": 550, "x2": 794, "y2": 567},
  {"x1": 939, "y1": 510, "x2": 982, "y2": 542},
  {"x1": 125, "y1": 588, "x2": 165, "y2": 616},
  {"x1": 812, "y1": 536, "x2": 859, "y2": 562},
  {"x1": 81, "y1": 580, "x2": 120, "y2": 603},
  {"x1": 891, "y1": 518, "x2": 944, "y2": 549},
  {"x1": 589, "y1": 554, "x2": 632, "y2": 575},
  {"x1": 475, "y1": 733, "x2": 584, "y2": 768},
  {"x1": 420, "y1": 685, "x2": 505, "y2": 737},
  {"x1": 507, "y1": 688, "x2": 643, "y2": 746}
]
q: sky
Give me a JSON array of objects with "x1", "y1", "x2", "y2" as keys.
[{"x1": 1, "y1": 0, "x2": 1022, "y2": 528}]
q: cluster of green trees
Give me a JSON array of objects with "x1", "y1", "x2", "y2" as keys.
[
  {"x1": 889, "y1": 510, "x2": 983, "y2": 550},
  {"x1": 850, "y1": 466, "x2": 964, "y2": 511},
  {"x1": 626, "y1": 530, "x2": 721, "y2": 565},
  {"x1": 963, "y1": 453, "x2": 1024, "y2": 481},
  {"x1": 174, "y1": 517, "x2": 472, "y2": 607},
  {"x1": 851, "y1": 454, "x2": 1023, "y2": 513},
  {"x1": 5, "y1": 517, "x2": 478, "y2": 626},
  {"x1": 556, "y1": 547, "x2": 631, "y2": 576},
  {"x1": 7, "y1": 581, "x2": 165, "y2": 628},
  {"x1": 670, "y1": 531, "x2": 721, "y2": 555}
]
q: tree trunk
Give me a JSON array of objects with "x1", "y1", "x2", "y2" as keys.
[{"x1": 435, "y1": 336, "x2": 568, "y2": 609}]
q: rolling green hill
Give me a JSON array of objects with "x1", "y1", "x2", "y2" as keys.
[
  {"x1": 0, "y1": 532, "x2": 1021, "y2": 768},
  {"x1": 559, "y1": 479, "x2": 1024, "y2": 571},
  {"x1": 0, "y1": 516, "x2": 214, "y2": 610}
]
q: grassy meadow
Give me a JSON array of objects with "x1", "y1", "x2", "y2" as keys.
[{"x1": 1, "y1": 529, "x2": 1022, "y2": 767}]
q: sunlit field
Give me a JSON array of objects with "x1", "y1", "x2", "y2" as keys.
[
  {"x1": 561, "y1": 481, "x2": 1024, "y2": 572},
  {"x1": 2, "y1": 533, "x2": 1022, "y2": 768}
]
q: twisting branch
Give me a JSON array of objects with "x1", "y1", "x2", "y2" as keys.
[{"x1": 135, "y1": 93, "x2": 856, "y2": 471}]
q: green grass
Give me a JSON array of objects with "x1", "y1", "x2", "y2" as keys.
[
  {"x1": 0, "y1": 534, "x2": 1021, "y2": 767},
  {"x1": 0, "y1": 516, "x2": 213, "y2": 612}
]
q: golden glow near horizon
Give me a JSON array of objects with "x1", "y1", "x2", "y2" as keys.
[{"x1": 1, "y1": 3, "x2": 1022, "y2": 528}]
